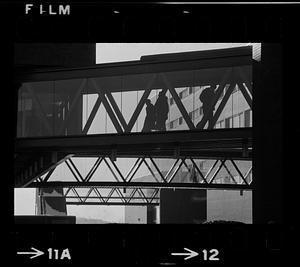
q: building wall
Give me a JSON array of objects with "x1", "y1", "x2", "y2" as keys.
[
  {"x1": 163, "y1": 84, "x2": 252, "y2": 131},
  {"x1": 124, "y1": 206, "x2": 147, "y2": 224},
  {"x1": 207, "y1": 190, "x2": 252, "y2": 223}
]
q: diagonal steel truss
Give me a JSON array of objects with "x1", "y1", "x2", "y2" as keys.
[
  {"x1": 33, "y1": 66, "x2": 251, "y2": 136},
  {"x1": 33, "y1": 155, "x2": 252, "y2": 205}
]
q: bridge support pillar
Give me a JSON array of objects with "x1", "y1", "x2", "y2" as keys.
[
  {"x1": 253, "y1": 43, "x2": 283, "y2": 224},
  {"x1": 36, "y1": 188, "x2": 67, "y2": 216},
  {"x1": 160, "y1": 189, "x2": 207, "y2": 224}
]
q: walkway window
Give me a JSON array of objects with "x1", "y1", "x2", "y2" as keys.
[
  {"x1": 182, "y1": 88, "x2": 189, "y2": 98},
  {"x1": 194, "y1": 86, "x2": 201, "y2": 93},
  {"x1": 179, "y1": 117, "x2": 183, "y2": 125},
  {"x1": 225, "y1": 117, "x2": 231, "y2": 128},
  {"x1": 170, "y1": 97, "x2": 174, "y2": 105},
  {"x1": 233, "y1": 114, "x2": 240, "y2": 128},
  {"x1": 238, "y1": 112, "x2": 244, "y2": 127},
  {"x1": 170, "y1": 121, "x2": 174, "y2": 129},
  {"x1": 199, "y1": 107, "x2": 203, "y2": 116},
  {"x1": 233, "y1": 84, "x2": 238, "y2": 94},
  {"x1": 244, "y1": 109, "x2": 251, "y2": 127},
  {"x1": 194, "y1": 108, "x2": 199, "y2": 119}
]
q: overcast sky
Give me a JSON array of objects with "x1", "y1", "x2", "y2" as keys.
[
  {"x1": 96, "y1": 43, "x2": 251, "y2": 63},
  {"x1": 15, "y1": 43, "x2": 252, "y2": 222}
]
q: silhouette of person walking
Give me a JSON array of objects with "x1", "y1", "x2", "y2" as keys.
[
  {"x1": 189, "y1": 165, "x2": 198, "y2": 183},
  {"x1": 199, "y1": 85, "x2": 217, "y2": 129},
  {"x1": 154, "y1": 90, "x2": 169, "y2": 131},
  {"x1": 142, "y1": 99, "x2": 155, "y2": 132}
]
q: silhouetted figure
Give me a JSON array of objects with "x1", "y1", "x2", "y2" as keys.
[
  {"x1": 189, "y1": 165, "x2": 198, "y2": 183},
  {"x1": 154, "y1": 91, "x2": 169, "y2": 131},
  {"x1": 199, "y1": 86, "x2": 216, "y2": 129},
  {"x1": 142, "y1": 99, "x2": 155, "y2": 132}
]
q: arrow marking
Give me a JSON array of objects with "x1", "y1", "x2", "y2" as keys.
[
  {"x1": 171, "y1": 247, "x2": 199, "y2": 260},
  {"x1": 17, "y1": 247, "x2": 44, "y2": 259}
]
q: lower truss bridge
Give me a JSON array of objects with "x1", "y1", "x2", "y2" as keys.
[{"x1": 15, "y1": 128, "x2": 252, "y2": 206}]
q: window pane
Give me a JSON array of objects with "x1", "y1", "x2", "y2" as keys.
[
  {"x1": 225, "y1": 117, "x2": 230, "y2": 128},
  {"x1": 245, "y1": 109, "x2": 250, "y2": 127},
  {"x1": 179, "y1": 117, "x2": 183, "y2": 125},
  {"x1": 233, "y1": 115, "x2": 239, "y2": 128}
]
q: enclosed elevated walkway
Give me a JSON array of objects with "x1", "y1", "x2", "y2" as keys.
[{"x1": 14, "y1": 47, "x2": 253, "y2": 206}]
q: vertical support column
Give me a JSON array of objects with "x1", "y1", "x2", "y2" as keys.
[
  {"x1": 160, "y1": 189, "x2": 207, "y2": 224},
  {"x1": 252, "y1": 44, "x2": 283, "y2": 224},
  {"x1": 36, "y1": 187, "x2": 67, "y2": 216}
]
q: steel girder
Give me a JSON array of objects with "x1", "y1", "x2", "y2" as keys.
[{"x1": 30, "y1": 155, "x2": 252, "y2": 205}]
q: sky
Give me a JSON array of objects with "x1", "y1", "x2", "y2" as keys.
[
  {"x1": 14, "y1": 43, "x2": 253, "y2": 222},
  {"x1": 95, "y1": 43, "x2": 251, "y2": 63}
]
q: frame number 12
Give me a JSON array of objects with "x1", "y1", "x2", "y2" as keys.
[{"x1": 202, "y1": 249, "x2": 220, "y2": 261}]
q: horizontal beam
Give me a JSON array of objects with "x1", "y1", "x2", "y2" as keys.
[
  {"x1": 69, "y1": 149, "x2": 252, "y2": 160},
  {"x1": 27, "y1": 181, "x2": 253, "y2": 190},
  {"x1": 16, "y1": 128, "x2": 252, "y2": 152},
  {"x1": 15, "y1": 47, "x2": 252, "y2": 83},
  {"x1": 66, "y1": 202, "x2": 159, "y2": 206},
  {"x1": 15, "y1": 129, "x2": 252, "y2": 162},
  {"x1": 15, "y1": 129, "x2": 252, "y2": 187},
  {"x1": 64, "y1": 196, "x2": 159, "y2": 200}
]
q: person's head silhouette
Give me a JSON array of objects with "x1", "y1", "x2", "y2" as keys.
[{"x1": 159, "y1": 91, "x2": 164, "y2": 97}]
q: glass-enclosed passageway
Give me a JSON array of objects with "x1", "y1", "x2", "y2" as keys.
[{"x1": 16, "y1": 47, "x2": 252, "y2": 138}]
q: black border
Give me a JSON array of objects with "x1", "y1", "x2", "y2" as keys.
[{"x1": 2, "y1": 2, "x2": 299, "y2": 266}]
